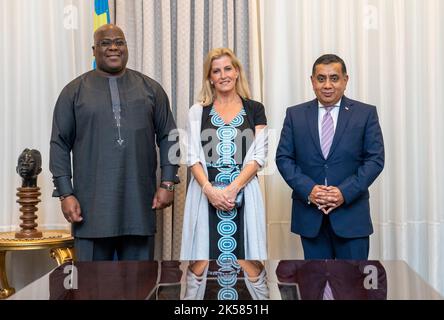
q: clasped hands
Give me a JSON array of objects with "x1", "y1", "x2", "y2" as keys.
[
  {"x1": 309, "y1": 185, "x2": 344, "y2": 215},
  {"x1": 203, "y1": 182, "x2": 239, "y2": 212}
]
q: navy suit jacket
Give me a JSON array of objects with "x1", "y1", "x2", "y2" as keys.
[{"x1": 276, "y1": 96, "x2": 384, "y2": 238}]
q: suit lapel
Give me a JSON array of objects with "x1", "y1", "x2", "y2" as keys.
[
  {"x1": 328, "y1": 96, "x2": 354, "y2": 158},
  {"x1": 305, "y1": 99, "x2": 324, "y2": 158}
]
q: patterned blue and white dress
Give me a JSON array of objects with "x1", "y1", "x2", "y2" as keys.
[{"x1": 201, "y1": 105, "x2": 252, "y2": 260}]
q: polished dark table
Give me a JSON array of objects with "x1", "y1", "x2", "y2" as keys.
[{"x1": 8, "y1": 260, "x2": 442, "y2": 300}]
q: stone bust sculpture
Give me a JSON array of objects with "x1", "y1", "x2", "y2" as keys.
[{"x1": 16, "y1": 148, "x2": 42, "y2": 188}]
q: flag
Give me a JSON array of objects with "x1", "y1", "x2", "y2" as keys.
[
  {"x1": 93, "y1": 0, "x2": 110, "y2": 68},
  {"x1": 94, "y1": 0, "x2": 110, "y2": 30}
]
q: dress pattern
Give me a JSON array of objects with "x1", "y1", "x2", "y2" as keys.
[{"x1": 204, "y1": 106, "x2": 248, "y2": 300}]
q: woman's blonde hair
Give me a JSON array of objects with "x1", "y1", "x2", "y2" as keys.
[{"x1": 199, "y1": 48, "x2": 251, "y2": 106}]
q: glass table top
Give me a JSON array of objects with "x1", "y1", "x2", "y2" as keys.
[{"x1": 7, "y1": 260, "x2": 442, "y2": 300}]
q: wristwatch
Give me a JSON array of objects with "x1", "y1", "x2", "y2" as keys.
[
  {"x1": 160, "y1": 182, "x2": 175, "y2": 192},
  {"x1": 59, "y1": 194, "x2": 73, "y2": 201}
]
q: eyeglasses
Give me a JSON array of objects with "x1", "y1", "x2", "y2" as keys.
[{"x1": 95, "y1": 39, "x2": 127, "y2": 48}]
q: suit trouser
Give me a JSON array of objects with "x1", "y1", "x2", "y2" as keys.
[
  {"x1": 74, "y1": 235, "x2": 155, "y2": 261},
  {"x1": 301, "y1": 215, "x2": 369, "y2": 260}
]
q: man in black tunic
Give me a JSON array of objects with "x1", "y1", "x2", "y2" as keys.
[{"x1": 50, "y1": 24, "x2": 179, "y2": 261}]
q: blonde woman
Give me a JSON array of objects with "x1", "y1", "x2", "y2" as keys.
[{"x1": 181, "y1": 48, "x2": 268, "y2": 299}]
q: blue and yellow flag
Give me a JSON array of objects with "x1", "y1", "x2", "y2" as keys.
[
  {"x1": 93, "y1": 0, "x2": 110, "y2": 68},
  {"x1": 94, "y1": 0, "x2": 110, "y2": 31}
]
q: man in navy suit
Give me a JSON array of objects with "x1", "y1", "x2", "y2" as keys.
[{"x1": 276, "y1": 54, "x2": 384, "y2": 259}]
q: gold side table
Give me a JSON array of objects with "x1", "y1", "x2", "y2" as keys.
[{"x1": 0, "y1": 230, "x2": 74, "y2": 299}]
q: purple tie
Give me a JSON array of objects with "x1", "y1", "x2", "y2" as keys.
[
  {"x1": 321, "y1": 107, "x2": 334, "y2": 159},
  {"x1": 322, "y1": 281, "x2": 335, "y2": 300}
]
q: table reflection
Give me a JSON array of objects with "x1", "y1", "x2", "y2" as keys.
[
  {"x1": 8, "y1": 260, "x2": 442, "y2": 300},
  {"x1": 275, "y1": 260, "x2": 387, "y2": 300},
  {"x1": 181, "y1": 260, "x2": 269, "y2": 300}
]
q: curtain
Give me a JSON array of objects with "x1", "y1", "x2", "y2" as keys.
[
  {"x1": 0, "y1": 0, "x2": 93, "y2": 232},
  {"x1": 0, "y1": 0, "x2": 94, "y2": 290},
  {"x1": 113, "y1": 0, "x2": 262, "y2": 260},
  {"x1": 261, "y1": 0, "x2": 444, "y2": 295}
]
